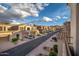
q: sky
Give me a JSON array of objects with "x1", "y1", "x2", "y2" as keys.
[{"x1": 0, "y1": 3, "x2": 71, "y2": 26}]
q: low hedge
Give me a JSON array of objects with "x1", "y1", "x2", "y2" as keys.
[
  {"x1": 12, "y1": 38, "x2": 19, "y2": 43},
  {"x1": 53, "y1": 45, "x2": 58, "y2": 53},
  {"x1": 49, "y1": 45, "x2": 58, "y2": 56},
  {"x1": 49, "y1": 51, "x2": 57, "y2": 56}
]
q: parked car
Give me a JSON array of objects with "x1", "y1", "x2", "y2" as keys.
[{"x1": 25, "y1": 35, "x2": 35, "y2": 39}]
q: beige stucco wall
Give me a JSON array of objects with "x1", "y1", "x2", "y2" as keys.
[
  {"x1": 69, "y1": 3, "x2": 79, "y2": 55},
  {"x1": 9, "y1": 32, "x2": 23, "y2": 41}
]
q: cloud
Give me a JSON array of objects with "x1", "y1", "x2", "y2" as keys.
[
  {"x1": 34, "y1": 3, "x2": 49, "y2": 10},
  {"x1": 54, "y1": 16, "x2": 68, "y2": 21},
  {"x1": 56, "y1": 16, "x2": 61, "y2": 19},
  {"x1": 0, "y1": 4, "x2": 9, "y2": 11},
  {"x1": 11, "y1": 20, "x2": 21, "y2": 24},
  {"x1": 62, "y1": 16, "x2": 68, "y2": 19},
  {"x1": 42, "y1": 17, "x2": 53, "y2": 22},
  {"x1": 10, "y1": 3, "x2": 49, "y2": 18},
  {"x1": 0, "y1": 3, "x2": 49, "y2": 23}
]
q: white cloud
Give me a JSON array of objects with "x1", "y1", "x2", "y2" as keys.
[
  {"x1": 56, "y1": 16, "x2": 61, "y2": 19},
  {"x1": 62, "y1": 16, "x2": 68, "y2": 19},
  {"x1": 35, "y1": 4, "x2": 44, "y2": 10},
  {"x1": 0, "y1": 3, "x2": 49, "y2": 22},
  {"x1": 11, "y1": 20, "x2": 21, "y2": 24},
  {"x1": 31, "y1": 13, "x2": 39, "y2": 17},
  {"x1": 54, "y1": 16, "x2": 68, "y2": 21},
  {"x1": 42, "y1": 17, "x2": 53, "y2": 22},
  {"x1": 0, "y1": 4, "x2": 8, "y2": 11},
  {"x1": 30, "y1": 9, "x2": 39, "y2": 17},
  {"x1": 10, "y1": 3, "x2": 49, "y2": 18},
  {"x1": 51, "y1": 16, "x2": 61, "y2": 21},
  {"x1": 0, "y1": 5, "x2": 7, "y2": 13}
]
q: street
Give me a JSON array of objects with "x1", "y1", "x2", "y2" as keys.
[{"x1": 0, "y1": 32, "x2": 57, "y2": 56}]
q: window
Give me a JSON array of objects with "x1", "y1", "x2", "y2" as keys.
[
  {"x1": 0, "y1": 26, "x2": 2, "y2": 31},
  {"x1": 27, "y1": 27, "x2": 30, "y2": 30}
]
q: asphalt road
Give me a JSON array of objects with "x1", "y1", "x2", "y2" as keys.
[{"x1": 0, "y1": 32, "x2": 57, "y2": 56}]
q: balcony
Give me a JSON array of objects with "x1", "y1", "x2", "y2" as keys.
[{"x1": 58, "y1": 31, "x2": 74, "y2": 56}]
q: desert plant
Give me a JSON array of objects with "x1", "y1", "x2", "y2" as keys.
[
  {"x1": 53, "y1": 45, "x2": 58, "y2": 53},
  {"x1": 12, "y1": 38, "x2": 19, "y2": 44},
  {"x1": 49, "y1": 45, "x2": 58, "y2": 56},
  {"x1": 49, "y1": 51, "x2": 57, "y2": 56},
  {"x1": 52, "y1": 37, "x2": 57, "y2": 42}
]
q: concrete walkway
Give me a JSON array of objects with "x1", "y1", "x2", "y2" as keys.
[
  {"x1": 0, "y1": 35, "x2": 43, "y2": 52},
  {"x1": 27, "y1": 34, "x2": 57, "y2": 56},
  {"x1": 0, "y1": 32, "x2": 54, "y2": 56},
  {"x1": 0, "y1": 39, "x2": 30, "y2": 52}
]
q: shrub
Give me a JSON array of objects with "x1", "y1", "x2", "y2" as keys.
[
  {"x1": 12, "y1": 38, "x2": 18, "y2": 43},
  {"x1": 52, "y1": 37, "x2": 57, "y2": 42},
  {"x1": 50, "y1": 48, "x2": 53, "y2": 51},
  {"x1": 49, "y1": 51, "x2": 57, "y2": 56},
  {"x1": 49, "y1": 45, "x2": 58, "y2": 56},
  {"x1": 53, "y1": 45, "x2": 58, "y2": 53}
]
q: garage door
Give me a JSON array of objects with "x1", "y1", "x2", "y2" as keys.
[{"x1": 0, "y1": 36, "x2": 9, "y2": 43}]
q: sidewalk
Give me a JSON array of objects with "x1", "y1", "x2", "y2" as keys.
[
  {"x1": 26, "y1": 34, "x2": 57, "y2": 56},
  {"x1": 0, "y1": 34, "x2": 45, "y2": 52},
  {"x1": 0, "y1": 39, "x2": 30, "y2": 52}
]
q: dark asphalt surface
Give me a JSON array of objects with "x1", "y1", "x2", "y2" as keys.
[{"x1": 0, "y1": 31, "x2": 57, "y2": 56}]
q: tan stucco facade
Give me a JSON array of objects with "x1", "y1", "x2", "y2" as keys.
[{"x1": 69, "y1": 4, "x2": 79, "y2": 55}]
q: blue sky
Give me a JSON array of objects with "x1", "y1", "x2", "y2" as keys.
[
  {"x1": 22, "y1": 3, "x2": 71, "y2": 26},
  {"x1": 0, "y1": 3, "x2": 71, "y2": 26}
]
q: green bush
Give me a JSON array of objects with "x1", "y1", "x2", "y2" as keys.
[
  {"x1": 49, "y1": 51, "x2": 57, "y2": 56},
  {"x1": 53, "y1": 45, "x2": 58, "y2": 53},
  {"x1": 49, "y1": 45, "x2": 58, "y2": 56},
  {"x1": 12, "y1": 38, "x2": 18, "y2": 43}
]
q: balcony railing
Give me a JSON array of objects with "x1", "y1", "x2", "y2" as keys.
[
  {"x1": 58, "y1": 30, "x2": 73, "y2": 56},
  {"x1": 64, "y1": 38, "x2": 72, "y2": 56}
]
